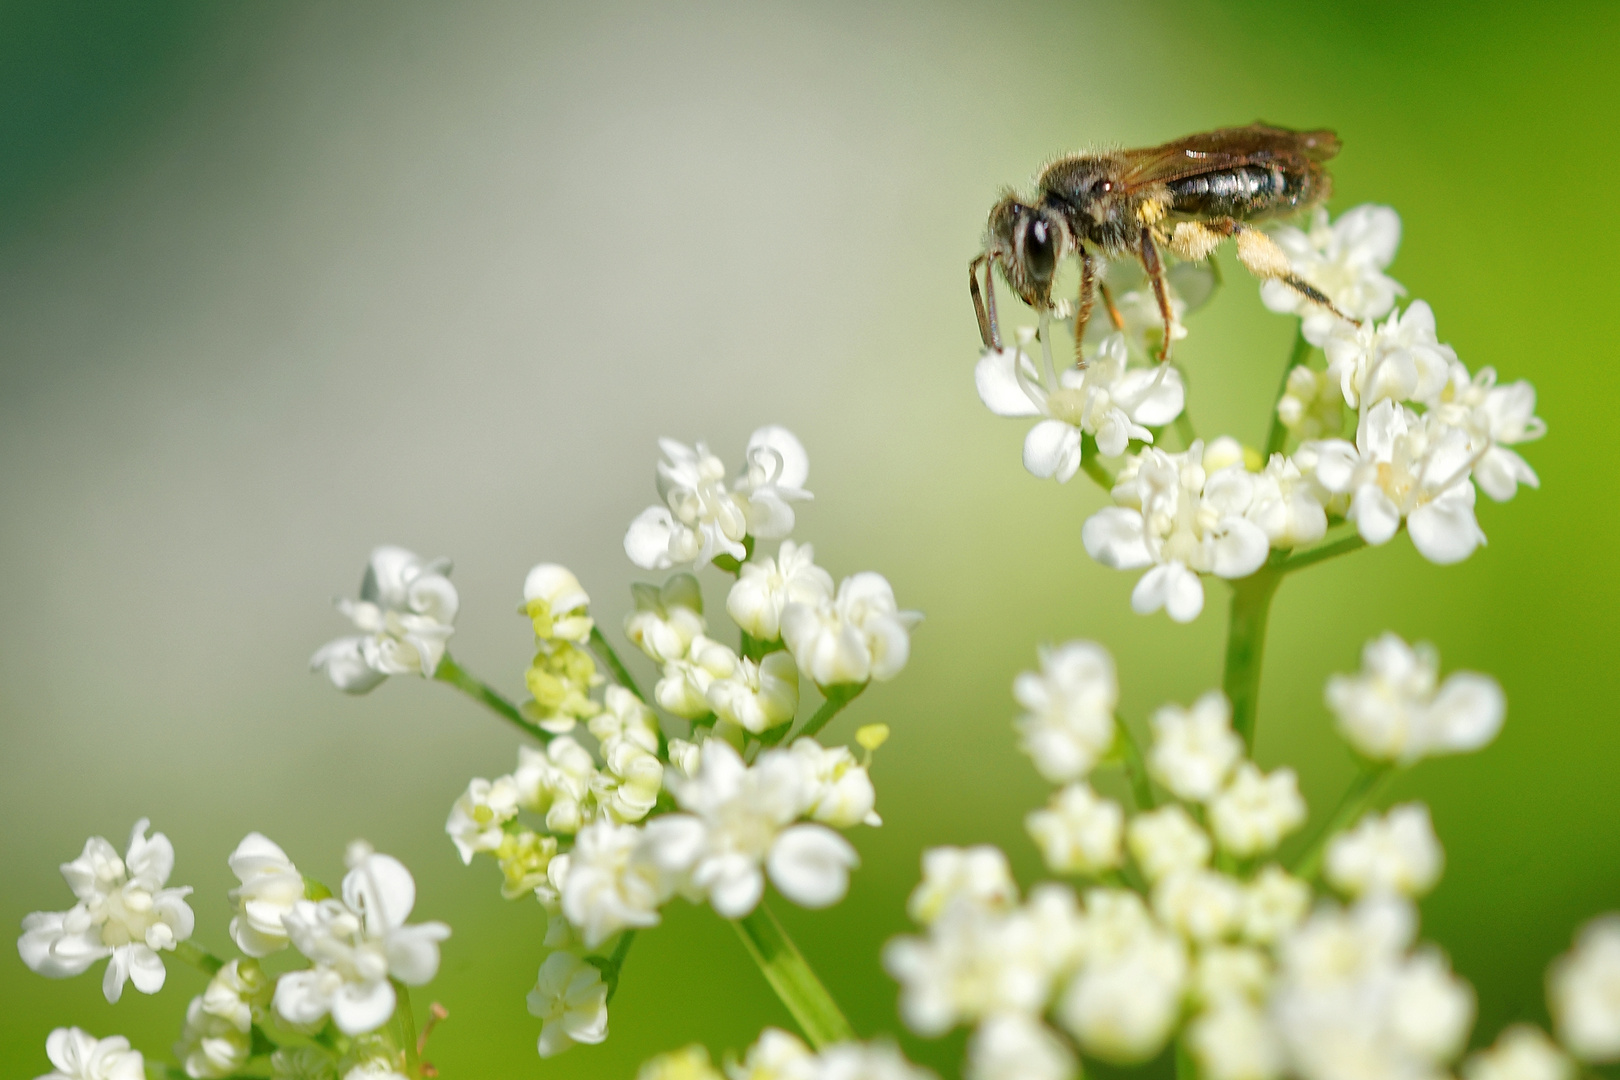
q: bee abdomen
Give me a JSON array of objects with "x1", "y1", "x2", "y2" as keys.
[{"x1": 1168, "y1": 163, "x2": 1325, "y2": 221}]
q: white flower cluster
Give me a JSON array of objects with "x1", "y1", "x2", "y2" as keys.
[
  {"x1": 635, "y1": 1029, "x2": 934, "y2": 1080},
  {"x1": 1325, "y1": 632, "x2": 1506, "y2": 764},
  {"x1": 440, "y1": 426, "x2": 915, "y2": 1059},
  {"x1": 975, "y1": 205, "x2": 1544, "y2": 622},
  {"x1": 311, "y1": 546, "x2": 458, "y2": 692},
  {"x1": 19, "y1": 827, "x2": 447, "y2": 1080}
]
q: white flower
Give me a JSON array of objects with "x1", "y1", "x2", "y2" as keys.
[
  {"x1": 1272, "y1": 896, "x2": 1474, "y2": 1080},
  {"x1": 1276, "y1": 366, "x2": 1346, "y2": 442},
  {"x1": 590, "y1": 686, "x2": 663, "y2": 754},
  {"x1": 514, "y1": 737, "x2": 601, "y2": 834},
  {"x1": 812, "y1": 1042, "x2": 936, "y2": 1080},
  {"x1": 1056, "y1": 897, "x2": 1188, "y2": 1063},
  {"x1": 1326, "y1": 632, "x2": 1506, "y2": 764},
  {"x1": 1326, "y1": 803, "x2": 1444, "y2": 897},
  {"x1": 1240, "y1": 866, "x2": 1311, "y2": 946},
  {"x1": 1013, "y1": 641, "x2": 1119, "y2": 783},
  {"x1": 1550, "y1": 916, "x2": 1620, "y2": 1061},
  {"x1": 340, "y1": 1059, "x2": 407, "y2": 1080},
  {"x1": 1149, "y1": 691, "x2": 1243, "y2": 802},
  {"x1": 1246, "y1": 453, "x2": 1329, "y2": 549},
  {"x1": 728, "y1": 1028, "x2": 815, "y2": 1080},
  {"x1": 272, "y1": 848, "x2": 450, "y2": 1036},
  {"x1": 593, "y1": 740, "x2": 665, "y2": 824},
  {"x1": 1263, "y1": 205, "x2": 1404, "y2": 345},
  {"x1": 1193, "y1": 944, "x2": 1273, "y2": 1005},
  {"x1": 1436, "y1": 365, "x2": 1546, "y2": 502},
  {"x1": 966, "y1": 1014, "x2": 1076, "y2": 1080},
  {"x1": 445, "y1": 776, "x2": 521, "y2": 864},
  {"x1": 1189, "y1": 1001, "x2": 1285, "y2": 1080},
  {"x1": 227, "y1": 832, "x2": 304, "y2": 957},
  {"x1": 1209, "y1": 764, "x2": 1307, "y2": 858},
  {"x1": 560, "y1": 818, "x2": 696, "y2": 947},
  {"x1": 1307, "y1": 399, "x2": 1487, "y2": 564},
  {"x1": 523, "y1": 563, "x2": 593, "y2": 643},
  {"x1": 1323, "y1": 300, "x2": 1455, "y2": 410},
  {"x1": 18, "y1": 818, "x2": 195, "y2": 1003},
  {"x1": 907, "y1": 846, "x2": 1018, "y2": 926},
  {"x1": 975, "y1": 332, "x2": 1184, "y2": 479},
  {"x1": 626, "y1": 574, "x2": 707, "y2": 664},
  {"x1": 33, "y1": 1028, "x2": 144, "y2": 1080},
  {"x1": 656, "y1": 634, "x2": 741, "y2": 719},
  {"x1": 790, "y1": 739, "x2": 881, "y2": 828},
  {"x1": 175, "y1": 960, "x2": 271, "y2": 1079},
  {"x1": 1127, "y1": 804, "x2": 1212, "y2": 884},
  {"x1": 639, "y1": 1045, "x2": 724, "y2": 1080},
  {"x1": 1464, "y1": 1026, "x2": 1571, "y2": 1080},
  {"x1": 709, "y1": 652, "x2": 801, "y2": 734},
  {"x1": 781, "y1": 572, "x2": 920, "y2": 687},
  {"x1": 311, "y1": 546, "x2": 457, "y2": 691},
  {"x1": 1025, "y1": 782, "x2": 1124, "y2": 876},
  {"x1": 1153, "y1": 869, "x2": 1245, "y2": 944},
  {"x1": 624, "y1": 426, "x2": 811, "y2": 570},
  {"x1": 268, "y1": 1047, "x2": 339, "y2": 1080},
  {"x1": 1083, "y1": 441, "x2": 1269, "y2": 623},
  {"x1": 884, "y1": 903, "x2": 1050, "y2": 1035},
  {"x1": 728, "y1": 541, "x2": 836, "y2": 642},
  {"x1": 668, "y1": 740, "x2": 857, "y2": 917},
  {"x1": 527, "y1": 952, "x2": 609, "y2": 1057}
]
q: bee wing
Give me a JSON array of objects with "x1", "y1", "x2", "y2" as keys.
[{"x1": 1114, "y1": 123, "x2": 1340, "y2": 193}]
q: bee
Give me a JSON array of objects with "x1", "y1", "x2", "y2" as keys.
[{"x1": 970, "y1": 122, "x2": 1353, "y2": 363}]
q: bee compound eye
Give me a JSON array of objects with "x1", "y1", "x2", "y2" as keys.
[{"x1": 1024, "y1": 218, "x2": 1056, "y2": 280}]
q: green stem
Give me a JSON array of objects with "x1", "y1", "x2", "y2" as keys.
[
  {"x1": 1223, "y1": 562, "x2": 1284, "y2": 751},
  {"x1": 1263, "y1": 327, "x2": 1314, "y2": 458},
  {"x1": 590, "y1": 626, "x2": 647, "y2": 702},
  {"x1": 1114, "y1": 722, "x2": 1157, "y2": 810},
  {"x1": 173, "y1": 939, "x2": 224, "y2": 976},
  {"x1": 733, "y1": 903, "x2": 855, "y2": 1049},
  {"x1": 1281, "y1": 532, "x2": 1368, "y2": 574},
  {"x1": 433, "y1": 653, "x2": 548, "y2": 743},
  {"x1": 1292, "y1": 763, "x2": 1395, "y2": 880},
  {"x1": 592, "y1": 930, "x2": 638, "y2": 1003},
  {"x1": 1177, "y1": 1035, "x2": 1199, "y2": 1080},
  {"x1": 795, "y1": 683, "x2": 866, "y2": 741},
  {"x1": 390, "y1": 978, "x2": 419, "y2": 1076}
]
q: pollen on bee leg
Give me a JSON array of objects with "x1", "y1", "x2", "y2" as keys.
[
  {"x1": 1170, "y1": 221, "x2": 1223, "y2": 262},
  {"x1": 1235, "y1": 228, "x2": 1293, "y2": 280}
]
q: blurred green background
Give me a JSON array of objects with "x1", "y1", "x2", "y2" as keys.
[{"x1": 2, "y1": 1, "x2": 1617, "y2": 1075}]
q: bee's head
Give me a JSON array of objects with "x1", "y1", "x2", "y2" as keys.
[{"x1": 984, "y1": 194, "x2": 1069, "y2": 311}]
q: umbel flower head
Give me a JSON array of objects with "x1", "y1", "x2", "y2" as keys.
[
  {"x1": 311, "y1": 545, "x2": 458, "y2": 692},
  {"x1": 18, "y1": 818, "x2": 195, "y2": 1003},
  {"x1": 1326, "y1": 632, "x2": 1505, "y2": 764},
  {"x1": 32, "y1": 1028, "x2": 144, "y2": 1080}
]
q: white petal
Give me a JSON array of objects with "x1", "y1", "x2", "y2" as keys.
[
  {"x1": 1117, "y1": 365, "x2": 1186, "y2": 427},
  {"x1": 975, "y1": 349, "x2": 1043, "y2": 417},
  {"x1": 1350, "y1": 484, "x2": 1402, "y2": 546},
  {"x1": 386, "y1": 921, "x2": 452, "y2": 984},
  {"x1": 1210, "y1": 518, "x2": 1270, "y2": 579},
  {"x1": 1475, "y1": 447, "x2": 1538, "y2": 501},
  {"x1": 1408, "y1": 487, "x2": 1484, "y2": 565},
  {"x1": 623, "y1": 506, "x2": 678, "y2": 570},
  {"x1": 706, "y1": 861, "x2": 765, "y2": 918},
  {"x1": 310, "y1": 637, "x2": 386, "y2": 693},
  {"x1": 1310, "y1": 440, "x2": 1361, "y2": 493},
  {"x1": 1024, "y1": 420, "x2": 1083, "y2": 481},
  {"x1": 1082, "y1": 508, "x2": 1153, "y2": 569},
  {"x1": 273, "y1": 969, "x2": 334, "y2": 1027},
  {"x1": 102, "y1": 946, "x2": 130, "y2": 1003},
  {"x1": 748, "y1": 425, "x2": 810, "y2": 489},
  {"x1": 125, "y1": 944, "x2": 167, "y2": 994},
  {"x1": 1427, "y1": 673, "x2": 1505, "y2": 754},
  {"x1": 1132, "y1": 563, "x2": 1205, "y2": 622},
  {"x1": 331, "y1": 978, "x2": 397, "y2": 1036},
  {"x1": 342, "y1": 853, "x2": 416, "y2": 933},
  {"x1": 768, "y1": 825, "x2": 859, "y2": 909}
]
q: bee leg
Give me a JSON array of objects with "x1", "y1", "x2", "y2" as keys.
[
  {"x1": 1221, "y1": 220, "x2": 1359, "y2": 325},
  {"x1": 1137, "y1": 226, "x2": 1175, "y2": 363},
  {"x1": 1097, "y1": 281, "x2": 1125, "y2": 331},
  {"x1": 1074, "y1": 249, "x2": 1098, "y2": 369},
  {"x1": 969, "y1": 254, "x2": 1001, "y2": 349}
]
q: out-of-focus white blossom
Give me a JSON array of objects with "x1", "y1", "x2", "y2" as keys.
[
  {"x1": 1464, "y1": 1026, "x2": 1571, "y2": 1080},
  {"x1": 1246, "y1": 453, "x2": 1329, "y2": 549},
  {"x1": 523, "y1": 563, "x2": 594, "y2": 643},
  {"x1": 709, "y1": 652, "x2": 800, "y2": 734},
  {"x1": 624, "y1": 427, "x2": 811, "y2": 570},
  {"x1": 590, "y1": 686, "x2": 663, "y2": 754},
  {"x1": 657, "y1": 635, "x2": 741, "y2": 719},
  {"x1": 965, "y1": 1013, "x2": 1076, "y2": 1080},
  {"x1": 728, "y1": 541, "x2": 836, "y2": 642},
  {"x1": 1149, "y1": 691, "x2": 1243, "y2": 802},
  {"x1": 311, "y1": 546, "x2": 457, "y2": 692},
  {"x1": 1276, "y1": 366, "x2": 1346, "y2": 442},
  {"x1": 18, "y1": 818, "x2": 195, "y2": 1003},
  {"x1": 33, "y1": 1028, "x2": 144, "y2": 1080},
  {"x1": 1326, "y1": 803, "x2": 1444, "y2": 897},
  {"x1": 725, "y1": 1028, "x2": 814, "y2": 1080},
  {"x1": 1083, "y1": 440, "x2": 1270, "y2": 623},
  {"x1": 626, "y1": 574, "x2": 707, "y2": 664},
  {"x1": 175, "y1": 960, "x2": 271, "y2": 1079},
  {"x1": 975, "y1": 332, "x2": 1184, "y2": 480},
  {"x1": 791, "y1": 739, "x2": 881, "y2": 828},
  {"x1": 1306, "y1": 400, "x2": 1487, "y2": 564},
  {"x1": 1152, "y1": 868, "x2": 1245, "y2": 943},
  {"x1": 1241, "y1": 866, "x2": 1311, "y2": 946},
  {"x1": 1209, "y1": 764, "x2": 1307, "y2": 858},
  {"x1": 638, "y1": 1045, "x2": 723, "y2": 1080},
  {"x1": 1189, "y1": 1000, "x2": 1285, "y2": 1080},
  {"x1": 907, "y1": 846, "x2": 1018, "y2": 926},
  {"x1": 1550, "y1": 916, "x2": 1620, "y2": 1061},
  {"x1": 528, "y1": 951, "x2": 609, "y2": 1058},
  {"x1": 227, "y1": 832, "x2": 303, "y2": 958},
  {"x1": 1193, "y1": 944, "x2": 1273, "y2": 1005},
  {"x1": 272, "y1": 847, "x2": 450, "y2": 1037},
  {"x1": 812, "y1": 1041, "x2": 937, "y2": 1080},
  {"x1": 1056, "y1": 889, "x2": 1188, "y2": 1063},
  {"x1": 1262, "y1": 205, "x2": 1404, "y2": 345},
  {"x1": 781, "y1": 572, "x2": 920, "y2": 687},
  {"x1": 1026, "y1": 782, "x2": 1124, "y2": 876},
  {"x1": 560, "y1": 818, "x2": 699, "y2": 947},
  {"x1": 1127, "y1": 805, "x2": 1212, "y2": 883},
  {"x1": 268, "y1": 1047, "x2": 338, "y2": 1080},
  {"x1": 514, "y1": 737, "x2": 602, "y2": 835},
  {"x1": 593, "y1": 739, "x2": 665, "y2": 824},
  {"x1": 445, "y1": 776, "x2": 521, "y2": 864},
  {"x1": 1014, "y1": 641, "x2": 1119, "y2": 783},
  {"x1": 884, "y1": 901, "x2": 1049, "y2": 1035},
  {"x1": 1326, "y1": 632, "x2": 1505, "y2": 764}
]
